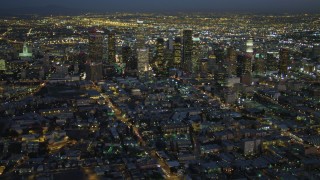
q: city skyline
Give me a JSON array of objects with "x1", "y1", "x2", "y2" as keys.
[
  {"x1": 0, "y1": 1, "x2": 320, "y2": 178},
  {"x1": 1, "y1": 0, "x2": 320, "y2": 14}
]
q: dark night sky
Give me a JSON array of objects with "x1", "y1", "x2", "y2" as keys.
[{"x1": 2, "y1": 0, "x2": 320, "y2": 13}]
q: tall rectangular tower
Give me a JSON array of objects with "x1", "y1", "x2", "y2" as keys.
[
  {"x1": 88, "y1": 28, "x2": 104, "y2": 62},
  {"x1": 279, "y1": 48, "x2": 289, "y2": 77},
  {"x1": 183, "y1": 30, "x2": 193, "y2": 72},
  {"x1": 137, "y1": 48, "x2": 150, "y2": 76},
  {"x1": 108, "y1": 31, "x2": 116, "y2": 64},
  {"x1": 87, "y1": 28, "x2": 104, "y2": 81},
  {"x1": 173, "y1": 37, "x2": 182, "y2": 68}
]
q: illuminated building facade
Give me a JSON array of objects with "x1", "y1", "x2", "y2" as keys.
[
  {"x1": 191, "y1": 35, "x2": 201, "y2": 74},
  {"x1": 19, "y1": 42, "x2": 33, "y2": 59},
  {"x1": 173, "y1": 37, "x2": 182, "y2": 68},
  {"x1": 108, "y1": 31, "x2": 116, "y2": 64},
  {"x1": 136, "y1": 20, "x2": 145, "y2": 49},
  {"x1": 137, "y1": 48, "x2": 150, "y2": 76},
  {"x1": 246, "y1": 38, "x2": 254, "y2": 54},
  {"x1": 183, "y1": 29, "x2": 193, "y2": 72},
  {"x1": 155, "y1": 38, "x2": 165, "y2": 71}
]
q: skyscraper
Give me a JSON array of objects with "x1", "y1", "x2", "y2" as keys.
[
  {"x1": 122, "y1": 46, "x2": 137, "y2": 75},
  {"x1": 88, "y1": 28, "x2": 104, "y2": 62},
  {"x1": 279, "y1": 48, "x2": 289, "y2": 77},
  {"x1": 237, "y1": 54, "x2": 252, "y2": 85},
  {"x1": 122, "y1": 46, "x2": 131, "y2": 73},
  {"x1": 137, "y1": 48, "x2": 150, "y2": 76},
  {"x1": 173, "y1": 37, "x2": 182, "y2": 68},
  {"x1": 87, "y1": 28, "x2": 104, "y2": 81},
  {"x1": 237, "y1": 54, "x2": 252, "y2": 76},
  {"x1": 246, "y1": 38, "x2": 254, "y2": 54},
  {"x1": 253, "y1": 58, "x2": 265, "y2": 76},
  {"x1": 266, "y1": 53, "x2": 278, "y2": 73},
  {"x1": 136, "y1": 20, "x2": 145, "y2": 49},
  {"x1": 215, "y1": 48, "x2": 225, "y2": 68},
  {"x1": 214, "y1": 48, "x2": 228, "y2": 85},
  {"x1": 85, "y1": 63, "x2": 103, "y2": 81},
  {"x1": 191, "y1": 35, "x2": 201, "y2": 74},
  {"x1": 155, "y1": 38, "x2": 165, "y2": 71},
  {"x1": 122, "y1": 46, "x2": 132, "y2": 66},
  {"x1": 164, "y1": 49, "x2": 174, "y2": 70},
  {"x1": 207, "y1": 51, "x2": 216, "y2": 75},
  {"x1": 108, "y1": 31, "x2": 116, "y2": 64},
  {"x1": 226, "y1": 47, "x2": 237, "y2": 77},
  {"x1": 183, "y1": 29, "x2": 193, "y2": 72}
]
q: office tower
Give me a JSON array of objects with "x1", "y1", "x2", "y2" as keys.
[
  {"x1": 155, "y1": 38, "x2": 165, "y2": 71},
  {"x1": 19, "y1": 42, "x2": 33, "y2": 59},
  {"x1": 128, "y1": 56, "x2": 138, "y2": 75},
  {"x1": 237, "y1": 54, "x2": 252, "y2": 85},
  {"x1": 215, "y1": 48, "x2": 225, "y2": 68},
  {"x1": 87, "y1": 28, "x2": 104, "y2": 81},
  {"x1": 191, "y1": 35, "x2": 201, "y2": 74},
  {"x1": 183, "y1": 29, "x2": 193, "y2": 72},
  {"x1": 253, "y1": 58, "x2": 265, "y2": 76},
  {"x1": 214, "y1": 68, "x2": 228, "y2": 86},
  {"x1": 165, "y1": 49, "x2": 174, "y2": 69},
  {"x1": 226, "y1": 47, "x2": 237, "y2": 76},
  {"x1": 136, "y1": 20, "x2": 145, "y2": 49},
  {"x1": 279, "y1": 48, "x2": 289, "y2": 77},
  {"x1": 207, "y1": 51, "x2": 216, "y2": 75},
  {"x1": 266, "y1": 53, "x2": 278, "y2": 73},
  {"x1": 86, "y1": 63, "x2": 103, "y2": 81},
  {"x1": 88, "y1": 28, "x2": 104, "y2": 62},
  {"x1": 246, "y1": 38, "x2": 254, "y2": 54},
  {"x1": 213, "y1": 49, "x2": 227, "y2": 85},
  {"x1": 173, "y1": 37, "x2": 182, "y2": 68},
  {"x1": 77, "y1": 52, "x2": 87, "y2": 74},
  {"x1": 200, "y1": 58, "x2": 208, "y2": 77},
  {"x1": 168, "y1": 34, "x2": 174, "y2": 51},
  {"x1": 122, "y1": 46, "x2": 132, "y2": 66},
  {"x1": 137, "y1": 48, "x2": 150, "y2": 76},
  {"x1": 122, "y1": 46, "x2": 137, "y2": 74},
  {"x1": 108, "y1": 31, "x2": 116, "y2": 64},
  {"x1": 238, "y1": 54, "x2": 252, "y2": 76}
]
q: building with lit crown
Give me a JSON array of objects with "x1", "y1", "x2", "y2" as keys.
[{"x1": 19, "y1": 42, "x2": 33, "y2": 59}]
